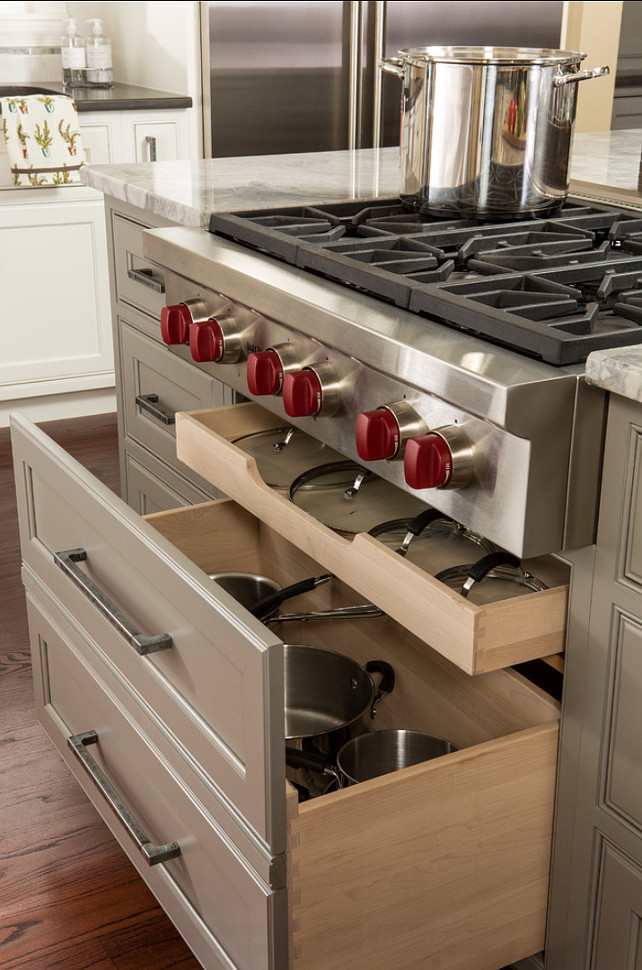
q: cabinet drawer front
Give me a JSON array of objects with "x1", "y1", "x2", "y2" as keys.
[
  {"x1": 26, "y1": 591, "x2": 285, "y2": 970},
  {"x1": 124, "y1": 439, "x2": 218, "y2": 514},
  {"x1": 11, "y1": 412, "x2": 285, "y2": 852},
  {"x1": 176, "y1": 403, "x2": 570, "y2": 675},
  {"x1": 113, "y1": 212, "x2": 166, "y2": 317},
  {"x1": 120, "y1": 320, "x2": 227, "y2": 490}
]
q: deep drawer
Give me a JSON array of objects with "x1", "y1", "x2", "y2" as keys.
[
  {"x1": 112, "y1": 211, "x2": 167, "y2": 318},
  {"x1": 176, "y1": 402, "x2": 570, "y2": 675},
  {"x1": 25, "y1": 584, "x2": 285, "y2": 970}
]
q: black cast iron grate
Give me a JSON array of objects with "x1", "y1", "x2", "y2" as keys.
[{"x1": 209, "y1": 198, "x2": 642, "y2": 365}]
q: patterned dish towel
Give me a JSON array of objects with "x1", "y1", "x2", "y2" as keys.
[{"x1": 1, "y1": 94, "x2": 84, "y2": 186}]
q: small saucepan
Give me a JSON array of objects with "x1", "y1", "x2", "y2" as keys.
[{"x1": 210, "y1": 571, "x2": 383, "y2": 623}]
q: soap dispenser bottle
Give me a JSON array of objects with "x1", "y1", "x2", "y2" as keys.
[
  {"x1": 61, "y1": 18, "x2": 86, "y2": 87},
  {"x1": 85, "y1": 19, "x2": 113, "y2": 88}
]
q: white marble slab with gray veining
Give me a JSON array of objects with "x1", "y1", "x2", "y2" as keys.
[
  {"x1": 586, "y1": 347, "x2": 642, "y2": 403},
  {"x1": 80, "y1": 148, "x2": 402, "y2": 227}
]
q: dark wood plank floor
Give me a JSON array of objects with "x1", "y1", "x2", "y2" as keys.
[{"x1": 0, "y1": 414, "x2": 201, "y2": 970}]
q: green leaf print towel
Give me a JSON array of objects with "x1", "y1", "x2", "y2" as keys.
[{"x1": 1, "y1": 94, "x2": 85, "y2": 186}]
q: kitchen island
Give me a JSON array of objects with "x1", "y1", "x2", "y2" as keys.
[{"x1": 18, "y1": 131, "x2": 639, "y2": 970}]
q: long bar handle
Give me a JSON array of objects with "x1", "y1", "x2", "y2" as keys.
[
  {"x1": 68, "y1": 731, "x2": 181, "y2": 866},
  {"x1": 135, "y1": 393, "x2": 176, "y2": 426},
  {"x1": 54, "y1": 548, "x2": 174, "y2": 656},
  {"x1": 371, "y1": 1, "x2": 386, "y2": 148},
  {"x1": 348, "y1": 1, "x2": 364, "y2": 149}
]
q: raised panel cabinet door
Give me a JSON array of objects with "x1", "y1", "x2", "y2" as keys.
[
  {"x1": 591, "y1": 840, "x2": 642, "y2": 970},
  {"x1": 78, "y1": 121, "x2": 113, "y2": 164},
  {"x1": 10, "y1": 411, "x2": 286, "y2": 855},
  {"x1": 133, "y1": 120, "x2": 180, "y2": 162}
]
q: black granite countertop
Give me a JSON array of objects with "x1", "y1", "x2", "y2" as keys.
[{"x1": 0, "y1": 82, "x2": 192, "y2": 112}]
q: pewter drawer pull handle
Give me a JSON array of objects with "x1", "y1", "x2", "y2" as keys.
[
  {"x1": 54, "y1": 548, "x2": 173, "y2": 656},
  {"x1": 68, "y1": 731, "x2": 181, "y2": 866},
  {"x1": 145, "y1": 135, "x2": 157, "y2": 162},
  {"x1": 135, "y1": 393, "x2": 176, "y2": 425},
  {"x1": 126, "y1": 266, "x2": 165, "y2": 293}
]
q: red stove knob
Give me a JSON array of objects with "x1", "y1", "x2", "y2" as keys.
[
  {"x1": 283, "y1": 369, "x2": 323, "y2": 416},
  {"x1": 190, "y1": 319, "x2": 225, "y2": 362},
  {"x1": 404, "y1": 427, "x2": 474, "y2": 490},
  {"x1": 189, "y1": 315, "x2": 243, "y2": 364},
  {"x1": 356, "y1": 408, "x2": 401, "y2": 461},
  {"x1": 247, "y1": 349, "x2": 284, "y2": 395},
  {"x1": 160, "y1": 304, "x2": 192, "y2": 345}
]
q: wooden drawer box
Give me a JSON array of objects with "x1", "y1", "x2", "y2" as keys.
[
  {"x1": 12, "y1": 413, "x2": 560, "y2": 970},
  {"x1": 176, "y1": 402, "x2": 570, "y2": 675}
]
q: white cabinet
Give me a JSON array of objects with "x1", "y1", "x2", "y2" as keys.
[
  {"x1": 0, "y1": 104, "x2": 194, "y2": 426},
  {"x1": 79, "y1": 107, "x2": 193, "y2": 165}
]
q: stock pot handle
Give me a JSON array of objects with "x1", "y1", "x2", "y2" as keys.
[
  {"x1": 553, "y1": 65, "x2": 609, "y2": 87},
  {"x1": 379, "y1": 56, "x2": 404, "y2": 78}
]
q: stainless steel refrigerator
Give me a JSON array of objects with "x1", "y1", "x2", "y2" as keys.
[{"x1": 203, "y1": 0, "x2": 565, "y2": 157}]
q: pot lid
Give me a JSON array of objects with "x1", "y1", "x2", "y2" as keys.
[
  {"x1": 436, "y1": 559, "x2": 548, "y2": 605},
  {"x1": 232, "y1": 426, "x2": 342, "y2": 489},
  {"x1": 289, "y1": 460, "x2": 427, "y2": 535},
  {"x1": 369, "y1": 514, "x2": 495, "y2": 575},
  {"x1": 398, "y1": 46, "x2": 586, "y2": 66}
]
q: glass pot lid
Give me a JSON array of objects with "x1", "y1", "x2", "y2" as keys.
[
  {"x1": 368, "y1": 508, "x2": 495, "y2": 575},
  {"x1": 435, "y1": 551, "x2": 548, "y2": 605},
  {"x1": 289, "y1": 460, "x2": 427, "y2": 536},
  {"x1": 232, "y1": 426, "x2": 343, "y2": 489}
]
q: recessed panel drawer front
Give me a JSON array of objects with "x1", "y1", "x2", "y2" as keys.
[
  {"x1": 120, "y1": 319, "x2": 227, "y2": 494},
  {"x1": 124, "y1": 438, "x2": 217, "y2": 514},
  {"x1": 11, "y1": 413, "x2": 285, "y2": 853},
  {"x1": 112, "y1": 212, "x2": 166, "y2": 318},
  {"x1": 175, "y1": 403, "x2": 570, "y2": 676},
  {"x1": 26, "y1": 589, "x2": 285, "y2": 970}
]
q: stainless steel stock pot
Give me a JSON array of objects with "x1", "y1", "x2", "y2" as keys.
[{"x1": 381, "y1": 47, "x2": 609, "y2": 219}]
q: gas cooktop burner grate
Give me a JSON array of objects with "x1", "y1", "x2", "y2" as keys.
[{"x1": 210, "y1": 198, "x2": 642, "y2": 364}]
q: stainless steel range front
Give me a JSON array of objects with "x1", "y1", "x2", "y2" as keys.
[{"x1": 142, "y1": 196, "x2": 642, "y2": 560}]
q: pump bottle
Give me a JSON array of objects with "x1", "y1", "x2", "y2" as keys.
[
  {"x1": 61, "y1": 19, "x2": 86, "y2": 87},
  {"x1": 85, "y1": 19, "x2": 113, "y2": 88}
]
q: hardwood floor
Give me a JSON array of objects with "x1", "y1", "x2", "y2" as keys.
[{"x1": 0, "y1": 414, "x2": 200, "y2": 970}]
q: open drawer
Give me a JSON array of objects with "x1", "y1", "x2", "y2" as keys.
[
  {"x1": 176, "y1": 402, "x2": 570, "y2": 675},
  {"x1": 12, "y1": 413, "x2": 560, "y2": 970}
]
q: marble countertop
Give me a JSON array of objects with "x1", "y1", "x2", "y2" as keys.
[
  {"x1": 585, "y1": 348, "x2": 642, "y2": 403},
  {"x1": 80, "y1": 148, "x2": 403, "y2": 227},
  {"x1": 570, "y1": 129, "x2": 642, "y2": 206}
]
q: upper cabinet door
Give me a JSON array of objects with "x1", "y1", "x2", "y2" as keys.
[{"x1": 10, "y1": 412, "x2": 286, "y2": 856}]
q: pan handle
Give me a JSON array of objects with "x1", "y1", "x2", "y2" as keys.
[
  {"x1": 553, "y1": 65, "x2": 609, "y2": 87},
  {"x1": 285, "y1": 747, "x2": 342, "y2": 789},
  {"x1": 251, "y1": 573, "x2": 332, "y2": 619},
  {"x1": 461, "y1": 552, "x2": 520, "y2": 598},
  {"x1": 366, "y1": 660, "x2": 396, "y2": 718}
]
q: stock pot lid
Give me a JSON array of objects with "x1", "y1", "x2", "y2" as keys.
[
  {"x1": 289, "y1": 460, "x2": 427, "y2": 535},
  {"x1": 369, "y1": 515, "x2": 495, "y2": 575},
  {"x1": 398, "y1": 45, "x2": 586, "y2": 66},
  {"x1": 233, "y1": 426, "x2": 342, "y2": 489}
]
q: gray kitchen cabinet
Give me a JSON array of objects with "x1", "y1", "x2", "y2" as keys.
[
  {"x1": 103, "y1": 196, "x2": 232, "y2": 510},
  {"x1": 11, "y1": 408, "x2": 563, "y2": 970},
  {"x1": 547, "y1": 391, "x2": 642, "y2": 969}
]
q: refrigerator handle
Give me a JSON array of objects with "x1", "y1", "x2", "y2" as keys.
[
  {"x1": 348, "y1": 1, "x2": 365, "y2": 149},
  {"x1": 372, "y1": 1, "x2": 387, "y2": 148}
]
